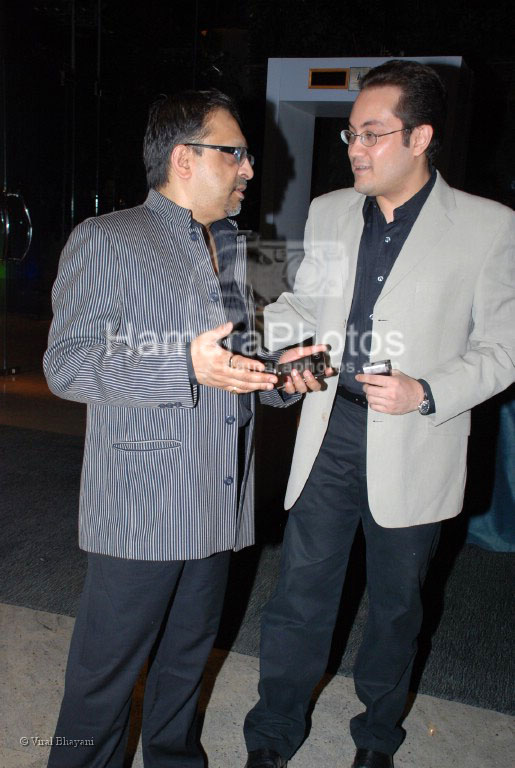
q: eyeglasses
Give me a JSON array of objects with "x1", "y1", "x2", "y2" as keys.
[
  {"x1": 340, "y1": 128, "x2": 410, "y2": 147},
  {"x1": 184, "y1": 143, "x2": 255, "y2": 167}
]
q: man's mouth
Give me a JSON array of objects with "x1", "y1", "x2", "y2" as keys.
[{"x1": 352, "y1": 164, "x2": 371, "y2": 174}]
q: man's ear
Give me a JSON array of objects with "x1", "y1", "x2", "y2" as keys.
[
  {"x1": 170, "y1": 144, "x2": 193, "y2": 179},
  {"x1": 411, "y1": 124, "x2": 433, "y2": 158}
]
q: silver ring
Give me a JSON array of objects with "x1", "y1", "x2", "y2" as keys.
[{"x1": 230, "y1": 386, "x2": 238, "y2": 395}]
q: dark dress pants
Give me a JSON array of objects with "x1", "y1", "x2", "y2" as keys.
[
  {"x1": 244, "y1": 396, "x2": 440, "y2": 759},
  {"x1": 47, "y1": 549, "x2": 231, "y2": 768}
]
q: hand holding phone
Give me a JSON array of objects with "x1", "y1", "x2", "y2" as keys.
[{"x1": 265, "y1": 351, "x2": 331, "y2": 390}]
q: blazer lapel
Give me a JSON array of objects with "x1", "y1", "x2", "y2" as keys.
[
  {"x1": 376, "y1": 173, "x2": 456, "y2": 304},
  {"x1": 336, "y1": 197, "x2": 364, "y2": 317}
]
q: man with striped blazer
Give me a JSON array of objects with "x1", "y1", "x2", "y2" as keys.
[{"x1": 43, "y1": 90, "x2": 320, "y2": 768}]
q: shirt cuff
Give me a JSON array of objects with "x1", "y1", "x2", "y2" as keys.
[
  {"x1": 417, "y1": 378, "x2": 436, "y2": 414},
  {"x1": 186, "y1": 342, "x2": 198, "y2": 386},
  {"x1": 279, "y1": 389, "x2": 298, "y2": 402}
]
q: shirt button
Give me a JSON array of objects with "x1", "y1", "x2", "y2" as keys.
[
  {"x1": 224, "y1": 476, "x2": 234, "y2": 486},
  {"x1": 174, "y1": 402, "x2": 182, "y2": 407},
  {"x1": 384, "y1": 236, "x2": 391, "y2": 243},
  {"x1": 369, "y1": 313, "x2": 374, "y2": 319},
  {"x1": 225, "y1": 415, "x2": 236, "y2": 424},
  {"x1": 209, "y1": 292, "x2": 220, "y2": 302},
  {"x1": 377, "y1": 276, "x2": 384, "y2": 282},
  {"x1": 189, "y1": 230, "x2": 199, "y2": 241}
]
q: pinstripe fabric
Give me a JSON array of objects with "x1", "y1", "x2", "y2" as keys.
[{"x1": 44, "y1": 189, "x2": 256, "y2": 560}]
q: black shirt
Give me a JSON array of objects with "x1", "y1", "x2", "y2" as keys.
[{"x1": 339, "y1": 169, "x2": 437, "y2": 395}]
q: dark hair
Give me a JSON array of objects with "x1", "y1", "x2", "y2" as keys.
[
  {"x1": 143, "y1": 89, "x2": 241, "y2": 189},
  {"x1": 360, "y1": 60, "x2": 447, "y2": 162}
]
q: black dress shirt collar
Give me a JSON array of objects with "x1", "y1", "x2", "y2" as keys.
[{"x1": 362, "y1": 167, "x2": 437, "y2": 224}]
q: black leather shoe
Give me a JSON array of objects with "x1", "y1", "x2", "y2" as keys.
[
  {"x1": 352, "y1": 748, "x2": 394, "y2": 768},
  {"x1": 244, "y1": 748, "x2": 288, "y2": 767}
]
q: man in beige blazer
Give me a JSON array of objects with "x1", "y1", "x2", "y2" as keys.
[{"x1": 243, "y1": 61, "x2": 514, "y2": 768}]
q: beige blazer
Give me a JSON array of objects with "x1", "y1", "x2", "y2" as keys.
[{"x1": 264, "y1": 173, "x2": 515, "y2": 527}]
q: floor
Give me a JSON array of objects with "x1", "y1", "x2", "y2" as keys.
[{"x1": 1, "y1": 314, "x2": 513, "y2": 767}]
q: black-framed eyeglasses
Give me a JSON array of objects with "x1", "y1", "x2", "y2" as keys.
[
  {"x1": 340, "y1": 128, "x2": 411, "y2": 147},
  {"x1": 184, "y1": 143, "x2": 255, "y2": 167}
]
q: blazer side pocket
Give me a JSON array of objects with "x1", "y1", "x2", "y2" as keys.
[
  {"x1": 427, "y1": 412, "x2": 470, "y2": 436},
  {"x1": 113, "y1": 439, "x2": 181, "y2": 451}
]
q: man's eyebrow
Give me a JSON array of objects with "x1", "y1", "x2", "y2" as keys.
[{"x1": 348, "y1": 119, "x2": 386, "y2": 131}]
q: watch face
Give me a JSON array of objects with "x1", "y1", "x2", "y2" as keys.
[{"x1": 418, "y1": 399, "x2": 431, "y2": 415}]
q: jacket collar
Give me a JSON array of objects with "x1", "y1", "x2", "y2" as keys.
[
  {"x1": 144, "y1": 188, "x2": 238, "y2": 234},
  {"x1": 375, "y1": 171, "x2": 456, "y2": 303}
]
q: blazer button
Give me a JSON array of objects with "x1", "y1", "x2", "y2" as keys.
[
  {"x1": 225, "y1": 415, "x2": 236, "y2": 424},
  {"x1": 209, "y1": 292, "x2": 220, "y2": 302},
  {"x1": 224, "y1": 476, "x2": 234, "y2": 486},
  {"x1": 189, "y1": 230, "x2": 199, "y2": 241}
]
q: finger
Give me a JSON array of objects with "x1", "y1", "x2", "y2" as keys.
[
  {"x1": 293, "y1": 343, "x2": 327, "y2": 359},
  {"x1": 280, "y1": 343, "x2": 327, "y2": 363},
  {"x1": 369, "y1": 402, "x2": 389, "y2": 413},
  {"x1": 305, "y1": 343, "x2": 328, "y2": 355},
  {"x1": 226, "y1": 378, "x2": 275, "y2": 393},
  {"x1": 229, "y1": 354, "x2": 266, "y2": 372},
  {"x1": 202, "y1": 321, "x2": 233, "y2": 343},
  {"x1": 290, "y1": 368, "x2": 308, "y2": 393},
  {"x1": 302, "y1": 370, "x2": 323, "y2": 391},
  {"x1": 216, "y1": 368, "x2": 277, "y2": 391},
  {"x1": 355, "y1": 373, "x2": 389, "y2": 387},
  {"x1": 228, "y1": 365, "x2": 277, "y2": 383},
  {"x1": 364, "y1": 385, "x2": 390, "y2": 403}
]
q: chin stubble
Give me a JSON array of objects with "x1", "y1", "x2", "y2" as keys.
[{"x1": 226, "y1": 203, "x2": 242, "y2": 217}]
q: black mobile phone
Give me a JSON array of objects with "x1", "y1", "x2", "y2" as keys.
[{"x1": 267, "y1": 352, "x2": 328, "y2": 388}]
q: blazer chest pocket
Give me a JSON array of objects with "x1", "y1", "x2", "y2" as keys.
[
  {"x1": 385, "y1": 279, "x2": 450, "y2": 324},
  {"x1": 113, "y1": 439, "x2": 181, "y2": 452},
  {"x1": 413, "y1": 280, "x2": 450, "y2": 311}
]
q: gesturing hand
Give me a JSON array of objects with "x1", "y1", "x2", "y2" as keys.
[
  {"x1": 354, "y1": 370, "x2": 424, "y2": 414},
  {"x1": 190, "y1": 322, "x2": 277, "y2": 393}
]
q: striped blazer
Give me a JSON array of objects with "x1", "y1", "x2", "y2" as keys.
[{"x1": 44, "y1": 190, "x2": 256, "y2": 560}]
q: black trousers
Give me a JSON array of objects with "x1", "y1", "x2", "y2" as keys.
[
  {"x1": 47, "y1": 550, "x2": 231, "y2": 768},
  {"x1": 244, "y1": 396, "x2": 440, "y2": 759}
]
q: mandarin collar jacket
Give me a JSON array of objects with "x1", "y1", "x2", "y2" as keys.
[{"x1": 44, "y1": 190, "x2": 256, "y2": 560}]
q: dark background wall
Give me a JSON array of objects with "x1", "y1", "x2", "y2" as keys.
[{"x1": 2, "y1": 0, "x2": 514, "y2": 314}]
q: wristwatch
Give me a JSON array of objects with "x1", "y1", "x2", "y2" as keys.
[{"x1": 417, "y1": 388, "x2": 431, "y2": 415}]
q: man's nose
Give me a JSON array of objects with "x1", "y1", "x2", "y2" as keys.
[
  {"x1": 347, "y1": 137, "x2": 362, "y2": 159},
  {"x1": 240, "y1": 157, "x2": 254, "y2": 180}
]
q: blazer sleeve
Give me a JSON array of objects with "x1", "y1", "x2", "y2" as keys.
[
  {"x1": 260, "y1": 197, "x2": 335, "y2": 409},
  {"x1": 425, "y1": 211, "x2": 515, "y2": 425},
  {"x1": 43, "y1": 218, "x2": 198, "y2": 409},
  {"x1": 264, "y1": 200, "x2": 322, "y2": 351}
]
